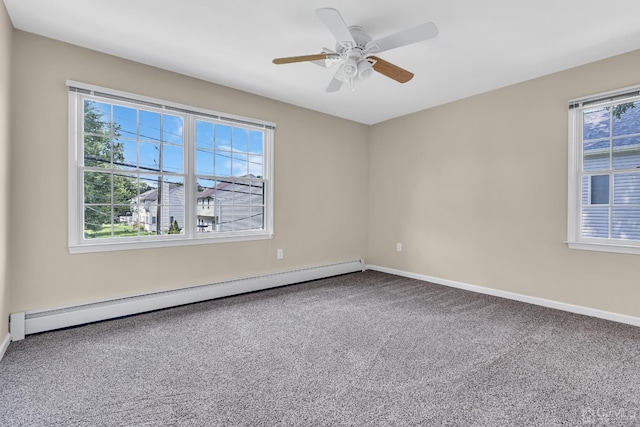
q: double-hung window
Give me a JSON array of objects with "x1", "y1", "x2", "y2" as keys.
[
  {"x1": 68, "y1": 81, "x2": 275, "y2": 253},
  {"x1": 567, "y1": 86, "x2": 640, "y2": 254}
]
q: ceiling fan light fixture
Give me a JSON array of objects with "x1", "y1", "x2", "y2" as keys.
[
  {"x1": 335, "y1": 64, "x2": 348, "y2": 82},
  {"x1": 357, "y1": 59, "x2": 373, "y2": 80},
  {"x1": 342, "y1": 57, "x2": 358, "y2": 78}
]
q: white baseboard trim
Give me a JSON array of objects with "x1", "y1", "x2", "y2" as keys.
[
  {"x1": 367, "y1": 264, "x2": 640, "y2": 328},
  {"x1": 12, "y1": 259, "x2": 365, "y2": 339},
  {"x1": 0, "y1": 333, "x2": 10, "y2": 363}
]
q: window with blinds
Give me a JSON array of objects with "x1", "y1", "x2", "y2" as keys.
[{"x1": 567, "y1": 86, "x2": 640, "y2": 254}]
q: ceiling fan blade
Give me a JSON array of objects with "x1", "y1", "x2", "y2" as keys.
[
  {"x1": 326, "y1": 77, "x2": 344, "y2": 93},
  {"x1": 369, "y1": 56, "x2": 414, "y2": 83},
  {"x1": 316, "y1": 8, "x2": 356, "y2": 48},
  {"x1": 273, "y1": 53, "x2": 340, "y2": 65},
  {"x1": 366, "y1": 22, "x2": 438, "y2": 54}
]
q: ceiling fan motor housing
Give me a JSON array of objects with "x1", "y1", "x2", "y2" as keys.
[{"x1": 336, "y1": 26, "x2": 372, "y2": 58}]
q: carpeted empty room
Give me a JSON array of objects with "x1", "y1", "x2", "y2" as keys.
[
  {"x1": 2, "y1": 271, "x2": 640, "y2": 426},
  {"x1": 4, "y1": 2, "x2": 640, "y2": 426}
]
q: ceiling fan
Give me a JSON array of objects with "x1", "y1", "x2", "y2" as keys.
[{"x1": 273, "y1": 8, "x2": 438, "y2": 92}]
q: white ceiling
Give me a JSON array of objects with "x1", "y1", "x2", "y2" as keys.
[{"x1": 5, "y1": 0, "x2": 640, "y2": 125}]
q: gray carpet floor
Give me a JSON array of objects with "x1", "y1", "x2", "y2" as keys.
[{"x1": 1, "y1": 270, "x2": 640, "y2": 426}]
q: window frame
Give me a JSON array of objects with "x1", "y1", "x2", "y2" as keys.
[
  {"x1": 68, "y1": 81, "x2": 275, "y2": 254},
  {"x1": 567, "y1": 85, "x2": 640, "y2": 255}
]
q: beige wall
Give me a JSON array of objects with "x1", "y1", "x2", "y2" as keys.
[
  {"x1": 6, "y1": 25, "x2": 640, "y2": 323},
  {"x1": 369, "y1": 49, "x2": 640, "y2": 318},
  {"x1": 9, "y1": 31, "x2": 369, "y2": 312},
  {"x1": 0, "y1": 2, "x2": 12, "y2": 336}
]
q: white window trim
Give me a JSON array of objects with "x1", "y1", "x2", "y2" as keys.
[
  {"x1": 67, "y1": 81, "x2": 275, "y2": 254},
  {"x1": 566, "y1": 84, "x2": 640, "y2": 255}
]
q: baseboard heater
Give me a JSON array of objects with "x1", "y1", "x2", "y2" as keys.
[{"x1": 10, "y1": 259, "x2": 365, "y2": 341}]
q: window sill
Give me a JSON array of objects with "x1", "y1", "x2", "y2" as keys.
[
  {"x1": 69, "y1": 232, "x2": 273, "y2": 254},
  {"x1": 565, "y1": 240, "x2": 640, "y2": 256}
]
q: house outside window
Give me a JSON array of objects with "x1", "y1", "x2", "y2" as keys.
[
  {"x1": 567, "y1": 86, "x2": 640, "y2": 254},
  {"x1": 68, "y1": 81, "x2": 275, "y2": 253}
]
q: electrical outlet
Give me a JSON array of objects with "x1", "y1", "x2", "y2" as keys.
[
  {"x1": 396, "y1": 243, "x2": 402, "y2": 252},
  {"x1": 277, "y1": 249, "x2": 284, "y2": 259}
]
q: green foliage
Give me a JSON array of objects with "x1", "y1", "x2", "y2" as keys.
[
  {"x1": 168, "y1": 219, "x2": 181, "y2": 234},
  {"x1": 83, "y1": 101, "x2": 145, "y2": 232},
  {"x1": 611, "y1": 102, "x2": 635, "y2": 120},
  {"x1": 84, "y1": 223, "x2": 153, "y2": 239}
]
